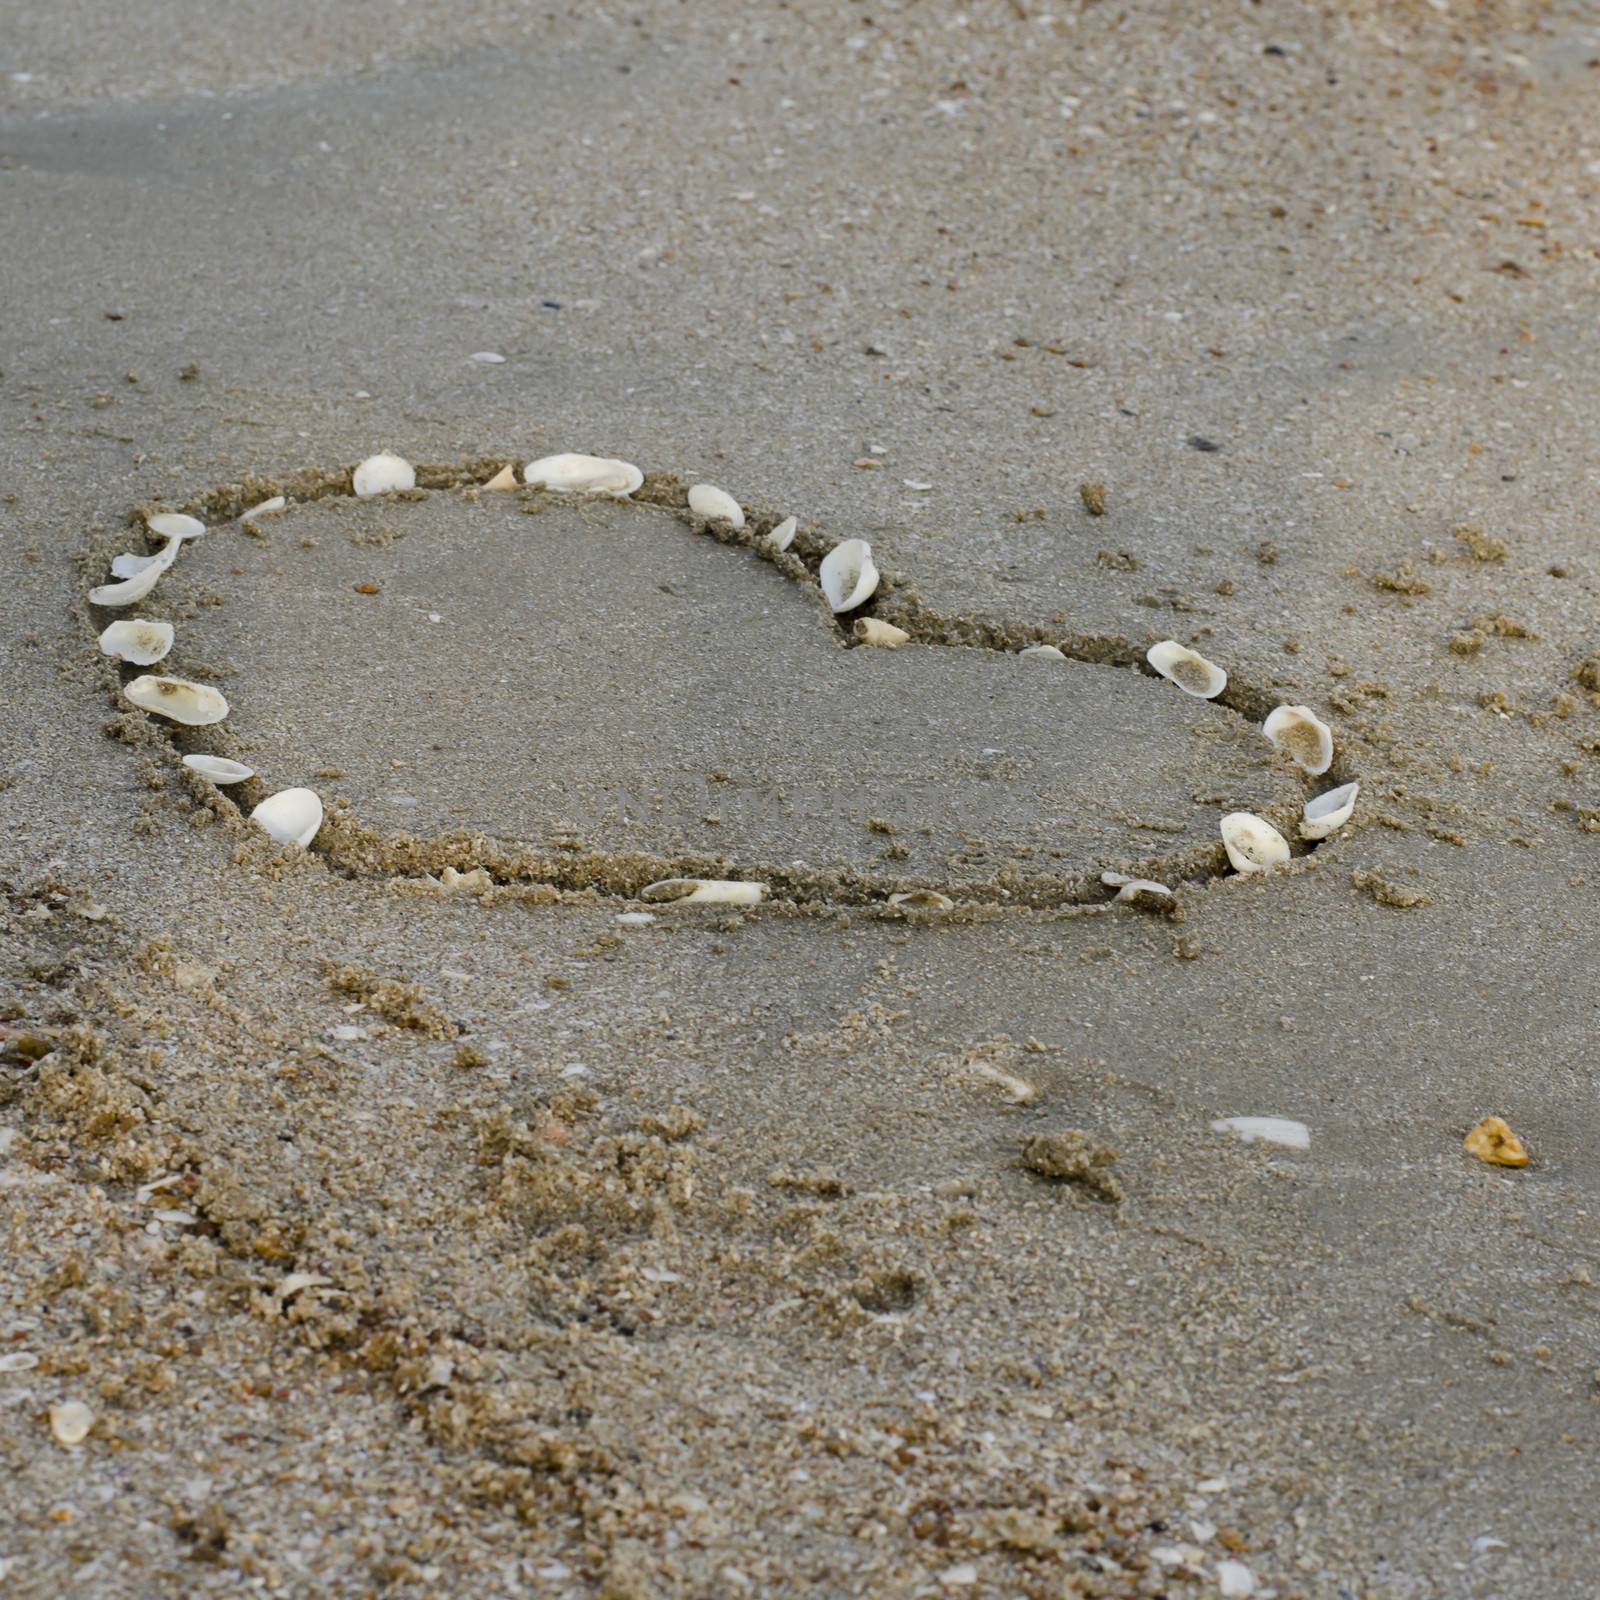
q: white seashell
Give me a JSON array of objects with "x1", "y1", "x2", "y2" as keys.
[
  {"x1": 242, "y1": 495, "x2": 285, "y2": 523},
  {"x1": 523, "y1": 453, "x2": 643, "y2": 497},
  {"x1": 888, "y1": 890, "x2": 954, "y2": 911},
  {"x1": 853, "y1": 617, "x2": 909, "y2": 648},
  {"x1": 145, "y1": 512, "x2": 205, "y2": 541},
  {"x1": 352, "y1": 451, "x2": 416, "y2": 498},
  {"x1": 439, "y1": 866, "x2": 491, "y2": 894},
  {"x1": 688, "y1": 483, "x2": 745, "y2": 529},
  {"x1": 615, "y1": 911, "x2": 656, "y2": 926},
  {"x1": 819, "y1": 539, "x2": 879, "y2": 613},
  {"x1": 1262, "y1": 704, "x2": 1334, "y2": 775},
  {"x1": 1299, "y1": 781, "x2": 1359, "y2": 840},
  {"x1": 1019, "y1": 644, "x2": 1066, "y2": 660},
  {"x1": 49, "y1": 1400, "x2": 95, "y2": 1445},
  {"x1": 123, "y1": 675, "x2": 228, "y2": 726},
  {"x1": 1211, "y1": 1116, "x2": 1309, "y2": 1151},
  {"x1": 640, "y1": 878, "x2": 766, "y2": 906},
  {"x1": 470, "y1": 351, "x2": 507, "y2": 364},
  {"x1": 91, "y1": 538, "x2": 181, "y2": 607},
  {"x1": 278, "y1": 1273, "x2": 333, "y2": 1299},
  {"x1": 0, "y1": 1350, "x2": 39, "y2": 1372},
  {"x1": 250, "y1": 787, "x2": 323, "y2": 848},
  {"x1": 1220, "y1": 812, "x2": 1290, "y2": 874},
  {"x1": 182, "y1": 754, "x2": 255, "y2": 785},
  {"x1": 1110, "y1": 878, "x2": 1174, "y2": 905},
  {"x1": 1147, "y1": 640, "x2": 1227, "y2": 699},
  {"x1": 98, "y1": 618, "x2": 173, "y2": 666},
  {"x1": 483, "y1": 464, "x2": 519, "y2": 491},
  {"x1": 765, "y1": 516, "x2": 797, "y2": 553}
]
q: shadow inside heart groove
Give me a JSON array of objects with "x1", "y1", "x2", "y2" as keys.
[{"x1": 152, "y1": 484, "x2": 1299, "y2": 888}]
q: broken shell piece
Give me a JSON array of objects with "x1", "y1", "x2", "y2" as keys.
[
  {"x1": 1109, "y1": 877, "x2": 1176, "y2": 911},
  {"x1": 182, "y1": 754, "x2": 254, "y2": 785},
  {"x1": 91, "y1": 538, "x2": 181, "y2": 607},
  {"x1": 1464, "y1": 1115, "x2": 1529, "y2": 1168},
  {"x1": 250, "y1": 787, "x2": 323, "y2": 848},
  {"x1": 765, "y1": 516, "x2": 797, "y2": 553},
  {"x1": 523, "y1": 453, "x2": 643, "y2": 497},
  {"x1": 1020, "y1": 644, "x2": 1066, "y2": 660},
  {"x1": 241, "y1": 495, "x2": 286, "y2": 523},
  {"x1": 98, "y1": 618, "x2": 174, "y2": 666},
  {"x1": 687, "y1": 483, "x2": 745, "y2": 529},
  {"x1": 1263, "y1": 704, "x2": 1334, "y2": 775},
  {"x1": 352, "y1": 451, "x2": 416, "y2": 498},
  {"x1": 1300, "y1": 781, "x2": 1359, "y2": 841},
  {"x1": 1220, "y1": 812, "x2": 1290, "y2": 874},
  {"x1": 854, "y1": 617, "x2": 909, "y2": 648},
  {"x1": 278, "y1": 1273, "x2": 333, "y2": 1300},
  {"x1": 888, "y1": 890, "x2": 954, "y2": 912},
  {"x1": 49, "y1": 1400, "x2": 94, "y2": 1445},
  {"x1": 145, "y1": 512, "x2": 205, "y2": 541},
  {"x1": 640, "y1": 878, "x2": 766, "y2": 906},
  {"x1": 440, "y1": 866, "x2": 492, "y2": 894},
  {"x1": 820, "y1": 538, "x2": 879, "y2": 613},
  {"x1": 1147, "y1": 640, "x2": 1227, "y2": 699},
  {"x1": 1211, "y1": 1116, "x2": 1309, "y2": 1151},
  {"x1": 483, "y1": 464, "x2": 519, "y2": 491},
  {"x1": 123, "y1": 675, "x2": 228, "y2": 726}
]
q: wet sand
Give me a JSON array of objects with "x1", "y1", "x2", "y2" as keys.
[{"x1": 3, "y1": 3, "x2": 1599, "y2": 1595}]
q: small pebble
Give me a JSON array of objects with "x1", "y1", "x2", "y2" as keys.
[
  {"x1": 1217, "y1": 1560, "x2": 1255, "y2": 1596},
  {"x1": 469, "y1": 351, "x2": 507, "y2": 364}
]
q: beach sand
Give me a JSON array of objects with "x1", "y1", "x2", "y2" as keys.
[{"x1": 3, "y1": 2, "x2": 1598, "y2": 1594}]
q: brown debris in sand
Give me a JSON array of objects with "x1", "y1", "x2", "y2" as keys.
[
  {"x1": 1020, "y1": 1131, "x2": 1123, "y2": 1203},
  {"x1": 321, "y1": 961, "x2": 456, "y2": 1038}
]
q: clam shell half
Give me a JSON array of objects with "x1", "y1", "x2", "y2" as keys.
[
  {"x1": 687, "y1": 483, "x2": 745, "y2": 529},
  {"x1": 819, "y1": 538, "x2": 879, "y2": 613},
  {"x1": 640, "y1": 878, "x2": 766, "y2": 906},
  {"x1": 1146, "y1": 640, "x2": 1226, "y2": 699},
  {"x1": 250, "y1": 787, "x2": 324, "y2": 848},
  {"x1": 1263, "y1": 704, "x2": 1334, "y2": 775},
  {"x1": 98, "y1": 618, "x2": 174, "y2": 666},
  {"x1": 1300, "y1": 781, "x2": 1358, "y2": 840},
  {"x1": 123, "y1": 675, "x2": 229, "y2": 726},
  {"x1": 182, "y1": 754, "x2": 255, "y2": 785},
  {"x1": 523, "y1": 453, "x2": 643, "y2": 497},
  {"x1": 352, "y1": 452, "x2": 417, "y2": 498},
  {"x1": 1219, "y1": 811, "x2": 1290, "y2": 874}
]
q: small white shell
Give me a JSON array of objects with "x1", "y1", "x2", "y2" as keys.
[
  {"x1": 523, "y1": 453, "x2": 643, "y2": 497},
  {"x1": 1019, "y1": 644, "x2": 1066, "y2": 660},
  {"x1": 1147, "y1": 640, "x2": 1227, "y2": 699},
  {"x1": 687, "y1": 483, "x2": 745, "y2": 529},
  {"x1": 483, "y1": 464, "x2": 519, "y2": 491},
  {"x1": 1300, "y1": 781, "x2": 1359, "y2": 840},
  {"x1": 853, "y1": 617, "x2": 909, "y2": 648},
  {"x1": 1110, "y1": 877, "x2": 1174, "y2": 905},
  {"x1": 242, "y1": 495, "x2": 286, "y2": 523},
  {"x1": 182, "y1": 754, "x2": 255, "y2": 785},
  {"x1": 91, "y1": 538, "x2": 180, "y2": 607},
  {"x1": 765, "y1": 516, "x2": 797, "y2": 553},
  {"x1": 888, "y1": 890, "x2": 954, "y2": 911},
  {"x1": 353, "y1": 452, "x2": 417, "y2": 498},
  {"x1": 145, "y1": 512, "x2": 205, "y2": 541},
  {"x1": 123, "y1": 675, "x2": 229, "y2": 726},
  {"x1": 640, "y1": 878, "x2": 766, "y2": 906},
  {"x1": 1220, "y1": 812, "x2": 1290, "y2": 874},
  {"x1": 1263, "y1": 704, "x2": 1334, "y2": 776},
  {"x1": 98, "y1": 618, "x2": 174, "y2": 666},
  {"x1": 250, "y1": 787, "x2": 323, "y2": 848},
  {"x1": 49, "y1": 1400, "x2": 95, "y2": 1445},
  {"x1": 819, "y1": 539, "x2": 879, "y2": 613},
  {"x1": 1210, "y1": 1116, "x2": 1309, "y2": 1151},
  {"x1": 439, "y1": 866, "x2": 491, "y2": 894}
]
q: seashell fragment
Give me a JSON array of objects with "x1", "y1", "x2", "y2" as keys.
[
  {"x1": 352, "y1": 451, "x2": 416, "y2": 498},
  {"x1": 1107, "y1": 876, "x2": 1175, "y2": 911},
  {"x1": 1147, "y1": 640, "x2": 1227, "y2": 699},
  {"x1": 98, "y1": 618, "x2": 173, "y2": 666},
  {"x1": 123, "y1": 675, "x2": 228, "y2": 726},
  {"x1": 1220, "y1": 812, "x2": 1290, "y2": 874},
  {"x1": 1211, "y1": 1116, "x2": 1309, "y2": 1151},
  {"x1": 483, "y1": 464, "x2": 519, "y2": 491},
  {"x1": 523, "y1": 453, "x2": 643, "y2": 497},
  {"x1": 765, "y1": 516, "x2": 797, "y2": 553},
  {"x1": 854, "y1": 617, "x2": 909, "y2": 648},
  {"x1": 49, "y1": 1400, "x2": 95, "y2": 1445},
  {"x1": 819, "y1": 538, "x2": 879, "y2": 613},
  {"x1": 687, "y1": 483, "x2": 745, "y2": 529},
  {"x1": 888, "y1": 890, "x2": 954, "y2": 912},
  {"x1": 250, "y1": 787, "x2": 323, "y2": 848},
  {"x1": 145, "y1": 512, "x2": 205, "y2": 541},
  {"x1": 1019, "y1": 644, "x2": 1066, "y2": 660},
  {"x1": 439, "y1": 866, "x2": 492, "y2": 895},
  {"x1": 91, "y1": 538, "x2": 181, "y2": 607},
  {"x1": 1464, "y1": 1115, "x2": 1528, "y2": 1168},
  {"x1": 1263, "y1": 704, "x2": 1334, "y2": 775},
  {"x1": 1300, "y1": 781, "x2": 1359, "y2": 840},
  {"x1": 182, "y1": 754, "x2": 255, "y2": 785},
  {"x1": 640, "y1": 878, "x2": 766, "y2": 906},
  {"x1": 241, "y1": 495, "x2": 286, "y2": 523}
]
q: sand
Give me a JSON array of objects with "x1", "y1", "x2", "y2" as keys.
[{"x1": 3, "y1": 2, "x2": 1599, "y2": 1595}]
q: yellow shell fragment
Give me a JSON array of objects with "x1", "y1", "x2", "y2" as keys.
[
  {"x1": 1463, "y1": 1115, "x2": 1528, "y2": 1168},
  {"x1": 853, "y1": 617, "x2": 909, "y2": 648},
  {"x1": 640, "y1": 878, "x2": 765, "y2": 906},
  {"x1": 483, "y1": 464, "x2": 519, "y2": 491}
]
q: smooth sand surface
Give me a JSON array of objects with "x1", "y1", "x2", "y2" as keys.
[{"x1": 4, "y1": 3, "x2": 1599, "y2": 1596}]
